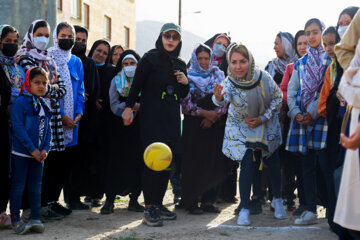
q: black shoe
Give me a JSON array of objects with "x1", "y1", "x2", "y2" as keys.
[
  {"x1": 292, "y1": 205, "x2": 306, "y2": 216},
  {"x1": 68, "y1": 201, "x2": 89, "y2": 210},
  {"x1": 249, "y1": 199, "x2": 262, "y2": 215},
  {"x1": 40, "y1": 206, "x2": 65, "y2": 221},
  {"x1": 159, "y1": 205, "x2": 177, "y2": 220},
  {"x1": 49, "y1": 202, "x2": 72, "y2": 216},
  {"x1": 100, "y1": 201, "x2": 114, "y2": 214},
  {"x1": 286, "y1": 200, "x2": 296, "y2": 211},
  {"x1": 128, "y1": 200, "x2": 144, "y2": 212},
  {"x1": 143, "y1": 205, "x2": 163, "y2": 227},
  {"x1": 91, "y1": 199, "x2": 103, "y2": 208}
]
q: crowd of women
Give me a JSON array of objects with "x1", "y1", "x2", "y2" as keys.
[{"x1": 0, "y1": 5, "x2": 360, "y2": 239}]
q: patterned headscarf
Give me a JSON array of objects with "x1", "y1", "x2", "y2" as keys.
[
  {"x1": 188, "y1": 43, "x2": 224, "y2": 93},
  {"x1": 16, "y1": 19, "x2": 58, "y2": 83},
  {"x1": 20, "y1": 67, "x2": 49, "y2": 113},
  {"x1": 269, "y1": 32, "x2": 297, "y2": 76},
  {"x1": 0, "y1": 24, "x2": 24, "y2": 89},
  {"x1": 226, "y1": 42, "x2": 261, "y2": 89},
  {"x1": 301, "y1": 44, "x2": 328, "y2": 108},
  {"x1": 48, "y1": 22, "x2": 76, "y2": 145}
]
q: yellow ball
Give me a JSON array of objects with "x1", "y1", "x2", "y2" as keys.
[{"x1": 144, "y1": 142, "x2": 172, "y2": 171}]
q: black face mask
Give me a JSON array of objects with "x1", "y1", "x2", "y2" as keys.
[
  {"x1": 71, "y1": 42, "x2": 87, "y2": 57},
  {"x1": 58, "y1": 39, "x2": 75, "y2": 51},
  {"x1": 2, "y1": 43, "x2": 18, "y2": 57}
]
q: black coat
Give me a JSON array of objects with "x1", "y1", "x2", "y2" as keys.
[
  {"x1": 78, "y1": 55, "x2": 101, "y2": 143},
  {"x1": 0, "y1": 66, "x2": 11, "y2": 201},
  {"x1": 126, "y1": 35, "x2": 189, "y2": 154}
]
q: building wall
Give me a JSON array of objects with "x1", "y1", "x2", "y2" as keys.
[{"x1": 57, "y1": 0, "x2": 136, "y2": 50}]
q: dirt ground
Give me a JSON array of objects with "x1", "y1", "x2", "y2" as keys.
[{"x1": 0, "y1": 188, "x2": 337, "y2": 240}]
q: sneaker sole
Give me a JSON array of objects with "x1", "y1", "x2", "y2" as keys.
[
  {"x1": 161, "y1": 215, "x2": 177, "y2": 220},
  {"x1": 30, "y1": 224, "x2": 45, "y2": 233},
  {"x1": 237, "y1": 222, "x2": 251, "y2": 226},
  {"x1": 142, "y1": 219, "x2": 163, "y2": 227},
  {"x1": 17, "y1": 225, "x2": 31, "y2": 235}
]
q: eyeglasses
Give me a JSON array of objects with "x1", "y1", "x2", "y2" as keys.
[{"x1": 162, "y1": 32, "x2": 181, "y2": 41}]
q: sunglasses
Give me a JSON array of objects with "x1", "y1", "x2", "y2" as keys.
[{"x1": 162, "y1": 32, "x2": 181, "y2": 41}]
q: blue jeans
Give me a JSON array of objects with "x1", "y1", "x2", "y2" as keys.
[
  {"x1": 239, "y1": 149, "x2": 282, "y2": 209},
  {"x1": 10, "y1": 155, "x2": 43, "y2": 222}
]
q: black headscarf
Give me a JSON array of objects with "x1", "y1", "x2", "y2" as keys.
[
  {"x1": 155, "y1": 33, "x2": 182, "y2": 59},
  {"x1": 336, "y1": 6, "x2": 359, "y2": 30},
  {"x1": 109, "y1": 45, "x2": 124, "y2": 65},
  {"x1": 88, "y1": 40, "x2": 111, "y2": 65},
  {"x1": 113, "y1": 49, "x2": 141, "y2": 78}
]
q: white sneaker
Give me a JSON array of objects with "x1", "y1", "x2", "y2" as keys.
[
  {"x1": 237, "y1": 208, "x2": 251, "y2": 226},
  {"x1": 294, "y1": 210, "x2": 318, "y2": 225},
  {"x1": 271, "y1": 198, "x2": 287, "y2": 219}
]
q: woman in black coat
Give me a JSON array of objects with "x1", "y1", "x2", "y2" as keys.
[{"x1": 122, "y1": 23, "x2": 189, "y2": 227}]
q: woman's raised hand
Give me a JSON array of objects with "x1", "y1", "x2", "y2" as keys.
[{"x1": 213, "y1": 83, "x2": 226, "y2": 101}]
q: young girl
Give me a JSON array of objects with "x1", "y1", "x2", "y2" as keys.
[
  {"x1": 286, "y1": 18, "x2": 333, "y2": 225},
  {"x1": 10, "y1": 67, "x2": 52, "y2": 234}
]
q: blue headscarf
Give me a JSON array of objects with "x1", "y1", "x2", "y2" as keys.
[{"x1": 188, "y1": 43, "x2": 224, "y2": 93}]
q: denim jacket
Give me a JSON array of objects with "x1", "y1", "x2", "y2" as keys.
[{"x1": 11, "y1": 95, "x2": 52, "y2": 156}]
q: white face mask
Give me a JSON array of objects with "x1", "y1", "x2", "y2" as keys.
[
  {"x1": 33, "y1": 36, "x2": 49, "y2": 51},
  {"x1": 338, "y1": 25, "x2": 349, "y2": 39},
  {"x1": 124, "y1": 65, "x2": 136, "y2": 77}
]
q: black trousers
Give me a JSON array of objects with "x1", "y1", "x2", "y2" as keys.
[
  {"x1": 41, "y1": 150, "x2": 66, "y2": 206},
  {"x1": 219, "y1": 159, "x2": 238, "y2": 200},
  {"x1": 142, "y1": 167, "x2": 170, "y2": 206}
]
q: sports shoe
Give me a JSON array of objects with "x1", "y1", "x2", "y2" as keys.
[
  {"x1": 159, "y1": 205, "x2": 177, "y2": 220},
  {"x1": 237, "y1": 208, "x2": 251, "y2": 226},
  {"x1": 49, "y1": 202, "x2": 72, "y2": 216},
  {"x1": 41, "y1": 206, "x2": 65, "y2": 221},
  {"x1": 68, "y1": 201, "x2": 90, "y2": 210},
  {"x1": 292, "y1": 205, "x2": 306, "y2": 216},
  {"x1": 91, "y1": 199, "x2": 103, "y2": 208},
  {"x1": 249, "y1": 199, "x2": 262, "y2": 215},
  {"x1": 12, "y1": 220, "x2": 31, "y2": 235},
  {"x1": 100, "y1": 201, "x2": 114, "y2": 215},
  {"x1": 28, "y1": 219, "x2": 45, "y2": 233},
  {"x1": 128, "y1": 200, "x2": 145, "y2": 212},
  {"x1": 271, "y1": 198, "x2": 287, "y2": 219},
  {"x1": 143, "y1": 205, "x2": 163, "y2": 227},
  {"x1": 294, "y1": 210, "x2": 318, "y2": 225},
  {"x1": 21, "y1": 209, "x2": 31, "y2": 223}
]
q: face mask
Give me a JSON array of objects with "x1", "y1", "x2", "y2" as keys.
[
  {"x1": 337, "y1": 25, "x2": 348, "y2": 38},
  {"x1": 33, "y1": 36, "x2": 49, "y2": 51},
  {"x1": 212, "y1": 44, "x2": 226, "y2": 58},
  {"x1": 124, "y1": 65, "x2": 136, "y2": 78},
  {"x1": 71, "y1": 42, "x2": 87, "y2": 57},
  {"x1": 1, "y1": 43, "x2": 18, "y2": 57},
  {"x1": 58, "y1": 38, "x2": 75, "y2": 51},
  {"x1": 95, "y1": 61, "x2": 105, "y2": 67}
]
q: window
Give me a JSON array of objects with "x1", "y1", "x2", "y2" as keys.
[
  {"x1": 57, "y1": 0, "x2": 63, "y2": 11},
  {"x1": 71, "y1": 0, "x2": 81, "y2": 19},
  {"x1": 104, "y1": 16, "x2": 111, "y2": 40},
  {"x1": 83, "y1": 3, "x2": 90, "y2": 29},
  {"x1": 124, "y1": 26, "x2": 130, "y2": 48}
]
